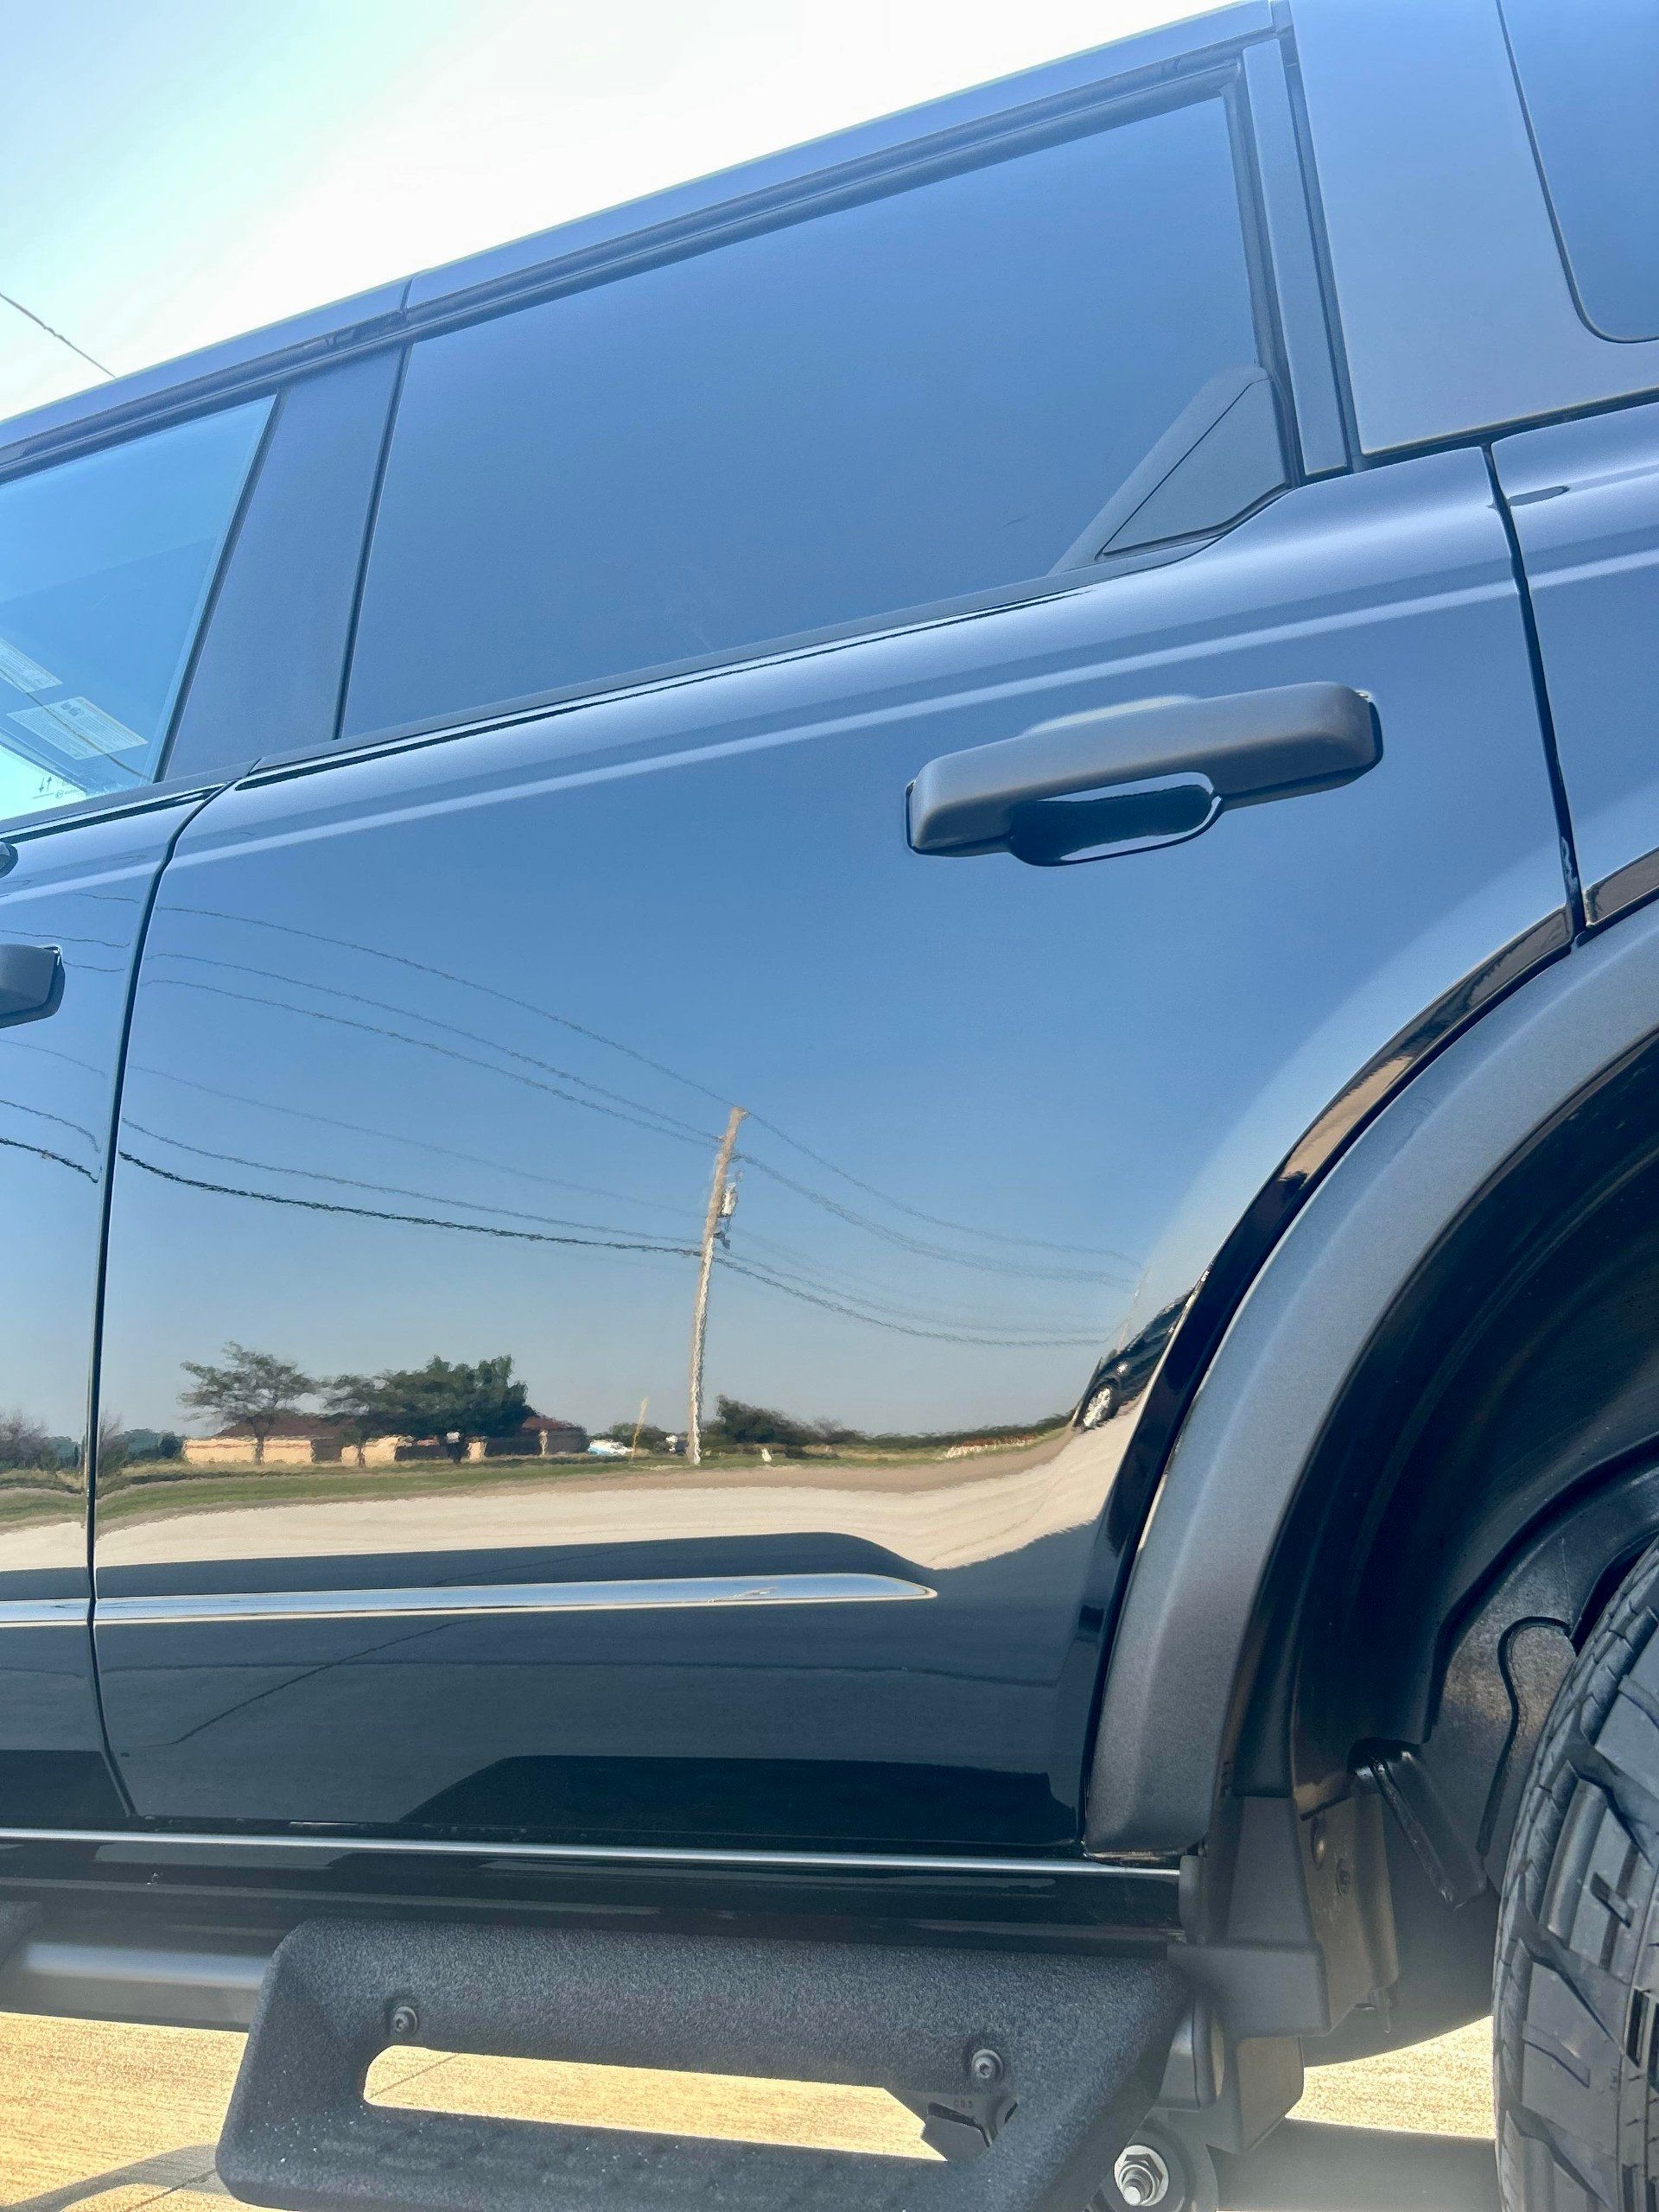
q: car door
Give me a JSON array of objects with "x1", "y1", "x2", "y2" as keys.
[
  {"x1": 0, "y1": 398, "x2": 270, "y2": 1826},
  {"x1": 91, "y1": 16, "x2": 1572, "y2": 1853}
]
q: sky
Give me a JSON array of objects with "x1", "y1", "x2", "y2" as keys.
[{"x1": 1, "y1": 0, "x2": 1216, "y2": 425}]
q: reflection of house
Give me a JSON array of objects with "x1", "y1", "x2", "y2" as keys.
[
  {"x1": 181, "y1": 1415, "x2": 347, "y2": 1466},
  {"x1": 468, "y1": 1414, "x2": 588, "y2": 1460},
  {"x1": 339, "y1": 1413, "x2": 588, "y2": 1467},
  {"x1": 187, "y1": 1411, "x2": 588, "y2": 1469}
]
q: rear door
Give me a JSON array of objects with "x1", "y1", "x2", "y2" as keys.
[
  {"x1": 0, "y1": 397, "x2": 270, "y2": 1825},
  {"x1": 90, "y1": 16, "x2": 1572, "y2": 1853}
]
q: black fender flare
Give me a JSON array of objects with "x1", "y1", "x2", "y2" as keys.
[{"x1": 1086, "y1": 896, "x2": 1659, "y2": 1853}]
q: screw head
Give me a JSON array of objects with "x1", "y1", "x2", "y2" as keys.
[
  {"x1": 1114, "y1": 2144, "x2": 1171, "y2": 2208},
  {"x1": 388, "y1": 2001, "x2": 421, "y2": 2041},
  {"x1": 968, "y1": 2044, "x2": 1005, "y2": 2087}
]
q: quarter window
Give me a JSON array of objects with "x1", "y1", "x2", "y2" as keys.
[
  {"x1": 345, "y1": 91, "x2": 1276, "y2": 739},
  {"x1": 0, "y1": 401, "x2": 270, "y2": 825}
]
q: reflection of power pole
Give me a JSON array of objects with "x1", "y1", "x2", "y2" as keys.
[{"x1": 688, "y1": 1106, "x2": 745, "y2": 1467}]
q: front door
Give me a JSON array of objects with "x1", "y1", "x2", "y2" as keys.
[
  {"x1": 0, "y1": 397, "x2": 269, "y2": 1826},
  {"x1": 90, "y1": 29, "x2": 1571, "y2": 1852}
]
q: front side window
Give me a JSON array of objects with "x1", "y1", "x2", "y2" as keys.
[
  {"x1": 345, "y1": 89, "x2": 1274, "y2": 740},
  {"x1": 0, "y1": 400, "x2": 270, "y2": 825},
  {"x1": 1501, "y1": 0, "x2": 1659, "y2": 342}
]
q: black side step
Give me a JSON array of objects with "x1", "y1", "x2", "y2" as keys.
[{"x1": 218, "y1": 1917, "x2": 1184, "y2": 2212}]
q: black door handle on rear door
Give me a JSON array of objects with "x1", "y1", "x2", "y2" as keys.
[
  {"x1": 0, "y1": 944, "x2": 63, "y2": 1027},
  {"x1": 906, "y1": 682, "x2": 1378, "y2": 864}
]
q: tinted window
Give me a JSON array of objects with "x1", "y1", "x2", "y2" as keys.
[
  {"x1": 346, "y1": 94, "x2": 1266, "y2": 738},
  {"x1": 0, "y1": 401, "x2": 270, "y2": 823},
  {"x1": 1502, "y1": 0, "x2": 1659, "y2": 341}
]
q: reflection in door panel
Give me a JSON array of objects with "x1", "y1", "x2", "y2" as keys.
[{"x1": 91, "y1": 452, "x2": 1568, "y2": 1849}]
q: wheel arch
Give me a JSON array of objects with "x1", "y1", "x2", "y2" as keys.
[{"x1": 1086, "y1": 893, "x2": 1659, "y2": 1859}]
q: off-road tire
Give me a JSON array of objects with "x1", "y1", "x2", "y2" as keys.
[{"x1": 1495, "y1": 1537, "x2": 1659, "y2": 2209}]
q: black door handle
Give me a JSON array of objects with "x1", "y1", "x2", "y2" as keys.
[
  {"x1": 0, "y1": 944, "x2": 63, "y2": 1027},
  {"x1": 906, "y1": 682, "x2": 1378, "y2": 864}
]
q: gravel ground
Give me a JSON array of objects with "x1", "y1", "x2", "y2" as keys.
[{"x1": 0, "y1": 2008, "x2": 1496, "y2": 2207}]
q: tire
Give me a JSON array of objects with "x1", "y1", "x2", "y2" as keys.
[{"x1": 1495, "y1": 1536, "x2": 1659, "y2": 2209}]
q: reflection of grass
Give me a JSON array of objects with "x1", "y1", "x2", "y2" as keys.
[
  {"x1": 92, "y1": 1429, "x2": 1068, "y2": 1523},
  {"x1": 95, "y1": 1456, "x2": 603, "y2": 1522},
  {"x1": 0, "y1": 1481, "x2": 79, "y2": 1529}
]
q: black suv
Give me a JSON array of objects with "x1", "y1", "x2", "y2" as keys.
[{"x1": 2, "y1": 3, "x2": 1658, "y2": 2207}]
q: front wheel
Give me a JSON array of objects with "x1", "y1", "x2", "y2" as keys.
[{"x1": 1495, "y1": 1537, "x2": 1659, "y2": 2209}]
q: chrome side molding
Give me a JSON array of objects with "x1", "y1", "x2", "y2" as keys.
[{"x1": 94, "y1": 1569, "x2": 935, "y2": 1629}]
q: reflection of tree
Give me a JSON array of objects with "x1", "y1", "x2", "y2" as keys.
[
  {"x1": 98, "y1": 1410, "x2": 130, "y2": 1478},
  {"x1": 709, "y1": 1395, "x2": 815, "y2": 1455},
  {"x1": 0, "y1": 1408, "x2": 54, "y2": 1471},
  {"x1": 326, "y1": 1354, "x2": 529, "y2": 1463},
  {"x1": 181, "y1": 1342, "x2": 315, "y2": 1464}
]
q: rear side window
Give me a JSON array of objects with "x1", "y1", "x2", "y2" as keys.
[
  {"x1": 1501, "y1": 0, "x2": 1659, "y2": 342},
  {"x1": 0, "y1": 400, "x2": 270, "y2": 824},
  {"x1": 345, "y1": 92, "x2": 1274, "y2": 739}
]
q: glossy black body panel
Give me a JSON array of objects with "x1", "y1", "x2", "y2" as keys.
[
  {"x1": 0, "y1": 803, "x2": 201, "y2": 1825},
  {"x1": 89, "y1": 450, "x2": 1567, "y2": 1848}
]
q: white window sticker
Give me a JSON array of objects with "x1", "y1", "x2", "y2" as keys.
[
  {"x1": 10, "y1": 696, "x2": 147, "y2": 757},
  {"x1": 0, "y1": 636, "x2": 60, "y2": 695}
]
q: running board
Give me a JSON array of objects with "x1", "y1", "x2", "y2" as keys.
[{"x1": 218, "y1": 1917, "x2": 1185, "y2": 2212}]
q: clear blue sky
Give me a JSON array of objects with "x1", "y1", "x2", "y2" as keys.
[{"x1": 2, "y1": 0, "x2": 1211, "y2": 423}]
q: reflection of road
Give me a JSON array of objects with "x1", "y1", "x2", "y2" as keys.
[{"x1": 83, "y1": 1431, "x2": 1128, "y2": 1578}]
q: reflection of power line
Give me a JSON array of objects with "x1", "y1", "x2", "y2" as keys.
[
  {"x1": 1, "y1": 1130, "x2": 96, "y2": 1180},
  {"x1": 162, "y1": 902, "x2": 1135, "y2": 1268},
  {"x1": 741, "y1": 1107, "x2": 1135, "y2": 1266},
  {"x1": 6, "y1": 1038, "x2": 106, "y2": 1078},
  {"x1": 121, "y1": 1118, "x2": 702, "y2": 1243},
  {"x1": 0, "y1": 1095, "x2": 101, "y2": 1155},
  {"x1": 127, "y1": 1053, "x2": 1093, "y2": 1333},
  {"x1": 115, "y1": 1148, "x2": 1096, "y2": 1348},
  {"x1": 144, "y1": 958, "x2": 1116, "y2": 1286},
  {"x1": 716, "y1": 1254, "x2": 1099, "y2": 1349},
  {"x1": 118, "y1": 1149, "x2": 700, "y2": 1257},
  {"x1": 740, "y1": 1155, "x2": 1112, "y2": 1284},
  {"x1": 134, "y1": 1064, "x2": 698, "y2": 1223},
  {"x1": 148, "y1": 948, "x2": 716, "y2": 1143},
  {"x1": 732, "y1": 1227, "x2": 1093, "y2": 1335},
  {"x1": 143, "y1": 975, "x2": 716, "y2": 1152}
]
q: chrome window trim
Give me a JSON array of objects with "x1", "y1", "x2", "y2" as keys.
[{"x1": 96, "y1": 1570, "x2": 934, "y2": 1630}]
